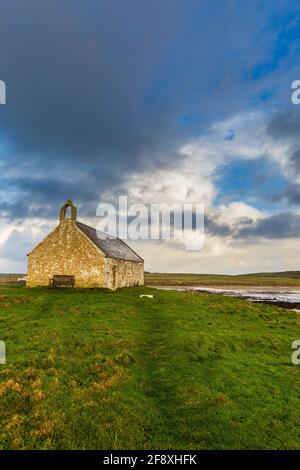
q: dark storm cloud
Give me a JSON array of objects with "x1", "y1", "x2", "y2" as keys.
[
  {"x1": 267, "y1": 108, "x2": 300, "y2": 173},
  {"x1": 267, "y1": 108, "x2": 300, "y2": 142},
  {"x1": 205, "y1": 211, "x2": 300, "y2": 241},
  {"x1": 235, "y1": 212, "x2": 300, "y2": 240},
  {"x1": 283, "y1": 184, "x2": 300, "y2": 204},
  {"x1": 0, "y1": 0, "x2": 283, "y2": 218},
  {"x1": 204, "y1": 215, "x2": 232, "y2": 237},
  {"x1": 291, "y1": 149, "x2": 300, "y2": 174},
  {"x1": 267, "y1": 107, "x2": 300, "y2": 204},
  {"x1": 0, "y1": 1, "x2": 182, "y2": 160},
  {"x1": 272, "y1": 182, "x2": 300, "y2": 205},
  {"x1": 174, "y1": 209, "x2": 300, "y2": 243}
]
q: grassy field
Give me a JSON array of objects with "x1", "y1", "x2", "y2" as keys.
[
  {"x1": 0, "y1": 285, "x2": 300, "y2": 449},
  {"x1": 145, "y1": 271, "x2": 300, "y2": 287}
]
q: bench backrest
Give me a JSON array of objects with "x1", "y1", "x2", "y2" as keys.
[{"x1": 51, "y1": 275, "x2": 75, "y2": 287}]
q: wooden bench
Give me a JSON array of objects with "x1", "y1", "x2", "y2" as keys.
[{"x1": 49, "y1": 275, "x2": 75, "y2": 288}]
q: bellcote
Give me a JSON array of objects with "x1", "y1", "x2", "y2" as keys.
[{"x1": 60, "y1": 200, "x2": 77, "y2": 223}]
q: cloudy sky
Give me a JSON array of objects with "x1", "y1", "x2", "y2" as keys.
[{"x1": 1, "y1": 0, "x2": 300, "y2": 273}]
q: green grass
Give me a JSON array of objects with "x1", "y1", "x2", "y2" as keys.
[
  {"x1": 0, "y1": 285, "x2": 300, "y2": 449},
  {"x1": 145, "y1": 271, "x2": 300, "y2": 287}
]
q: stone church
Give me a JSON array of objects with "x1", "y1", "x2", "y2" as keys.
[{"x1": 26, "y1": 200, "x2": 144, "y2": 289}]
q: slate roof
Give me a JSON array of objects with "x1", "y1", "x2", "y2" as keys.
[{"x1": 76, "y1": 221, "x2": 143, "y2": 262}]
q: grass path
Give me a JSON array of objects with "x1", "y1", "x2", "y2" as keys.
[
  {"x1": 133, "y1": 295, "x2": 181, "y2": 448},
  {"x1": 1, "y1": 286, "x2": 300, "y2": 449}
]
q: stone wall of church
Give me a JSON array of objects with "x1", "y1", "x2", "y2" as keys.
[
  {"x1": 104, "y1": 257, "x2": 144, "y2": 289},
  {"x1": 27, "y1": 220, "x2": 107, "y2": 287},
  {"x1": 26, "y1": 218, "x2": 144, "y2": 289}
]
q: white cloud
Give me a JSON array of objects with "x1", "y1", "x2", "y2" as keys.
[
  {"x1": 218, "y1": 202, "x2": 264, "y2": 223},
  {"x1": 0, "y1": 218, "x2": 55, "y2": 270}
]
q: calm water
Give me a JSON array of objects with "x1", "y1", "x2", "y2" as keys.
[{"x1": 155, "y1": 286, "x2": 300, "y2": 308}]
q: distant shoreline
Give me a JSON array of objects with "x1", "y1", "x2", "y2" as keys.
[
  {"x1": 145, "y1": 271, "x2": 300, "y2": 288},
  {"x1": 153, "y1": 285, "x2": 300, "y2": 310}
]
